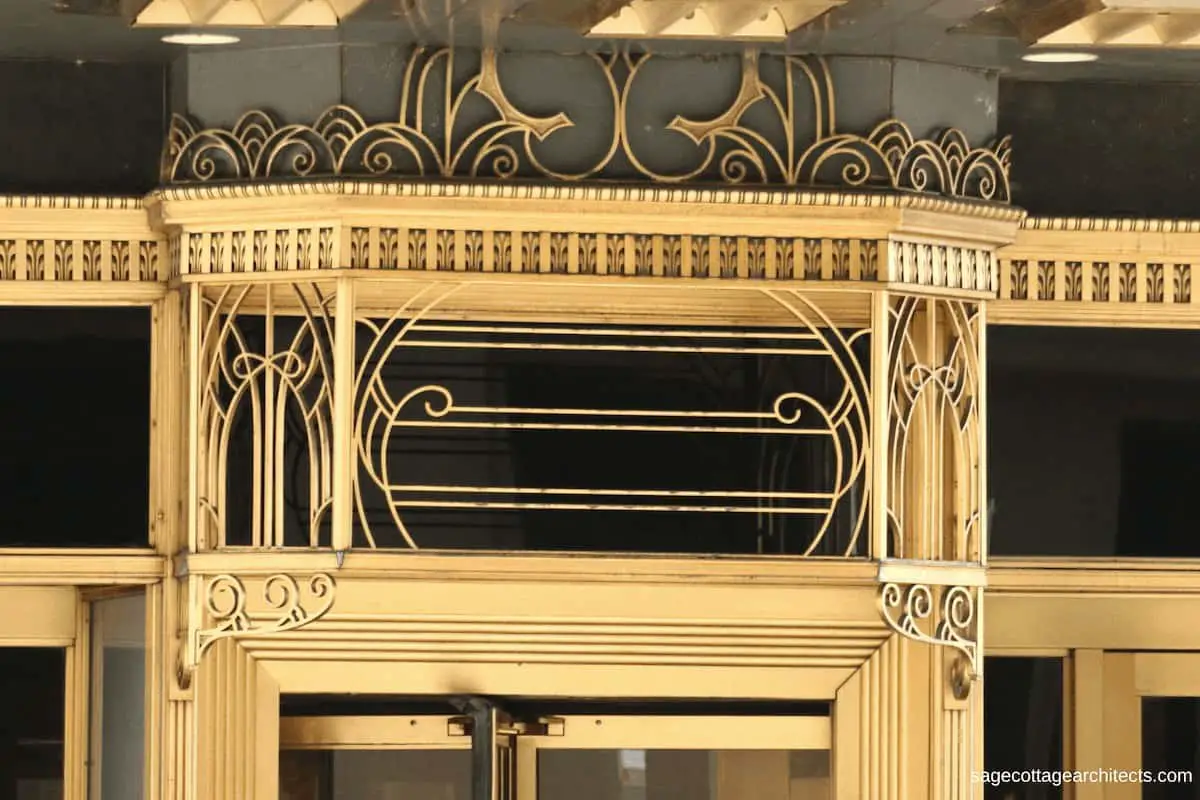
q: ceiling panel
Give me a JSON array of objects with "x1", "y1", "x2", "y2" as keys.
[{"x1": 7, "y1": 0, "x2": 1200, "y2": 85}]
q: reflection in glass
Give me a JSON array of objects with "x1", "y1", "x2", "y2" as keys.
[
  {"x1": 280, "y1": 749, "x2": 471, "y2": 800},
  {"x1": 0, "y1": 649, "x2": 64, "y2": 799},
  {"x1": 983, "y1": 656, "x2": 1063, "y2": 800},
  {"x1": 90, "y1": 593, "x2": 147, "y2": 800},
  {"x1": 1142, "y1": 697, "x2": 1200, "y2": 800},
  {"x1": 539, "y1": 749, "x2": 830, "y2": 800}
]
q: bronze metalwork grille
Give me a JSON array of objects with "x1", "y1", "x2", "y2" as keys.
[
  {"x1": 163, "y1": 48, "x2": 1011, "y2": 201},
  {"x1": 193, "y1": 280, "x2": 874, "y2": 556}
]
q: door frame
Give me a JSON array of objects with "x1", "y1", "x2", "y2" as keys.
[
  {"x1": 0, "y1": 557, "x2": 160, "y2": 800},
  {"x1": 989, "y1": 558, "x2": 1200, "y2": 800},
  {"x1": 1090, "y1": 651, "x2": 1200, "y2": 800}
]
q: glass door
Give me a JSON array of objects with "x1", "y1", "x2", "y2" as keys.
[
  {"x1": 517, "y1": 715, "x2": 831, "y2": 800},
  {"x1": 0, "y1": 585, "x2": 79, "y2": 800},
  {"x1": 279, "y1": 715, "x2": 471, "y2": 800},
  {"x1": 1118, "y1": 653, "x2": 1200, "y2": 800},
  {"x1": 279, "y1": 707, "x2": 831, "y2": 800}
]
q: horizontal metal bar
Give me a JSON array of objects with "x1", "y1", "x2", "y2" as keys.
[
  {"x1": 389, "y1": 485, "x2": 836, "y2": 500},
  {"x1": 388, "y1": 501, "x2": 830, "y2": 513},
  {"x1": 395, "y1": 340, "x2": 831, "y2": 356},
  {"x1": 386, "y1": 421, "x2": 833, "y2": 434},
  {"x1": 409, "y1": 323, "x2": 823, "y2": 340}
]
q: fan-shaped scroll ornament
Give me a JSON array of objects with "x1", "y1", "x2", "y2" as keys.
[
  {"x1": 190, "y1": 572, "x2": 336, "y2": 666},
  {"x1": 163, "y1": 47, "x2": 1011, "y2": 202}
]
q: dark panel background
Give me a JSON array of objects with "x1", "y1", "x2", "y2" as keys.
[
  {"x1": 0, "y1": 60, "x2": 165, "y2": 194},
  {"x1": 1000, "y1": 79, "x2": 1200, "y2": 218}
]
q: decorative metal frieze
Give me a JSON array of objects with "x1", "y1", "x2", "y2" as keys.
[
  {"x1": 891, "y1": 239, "x2": 995, "y2": 294},
  {"x1": 999, "y1": 257, "x2": 1193, "y2": 305},
  {"x1": 0, "y1": 237, "x2": 165, "y2": 282},
  {"x1": 994, "y1": 218, "x2": 1200, "y2": 318},
  {"x1": 174, "y1": 225, "x2": 997, "y2": 292},
  {"x1": 191, "y1": 572, "x2": 336, "y2": 663},
  {"x1": 879, "y1": 582, "x2": 979, "y2": 699},
  {"x1": 887, "y1": 297, "x2": 984, "y2": 562},
  {"x1": 163, "y1": 48, "x2": 1011, "y2": 202}
]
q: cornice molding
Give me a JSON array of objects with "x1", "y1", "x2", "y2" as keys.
[
  {"x1": 151, "y1": 180, "x2": 1025, "y2": 221},
  {"x1": 993, "y1": 217, "x2": 1200, "y2": 323},
  {"x1": 1021, "y1": 217, "x2": 1200, "y2": 234},
  {"x1": 0, "y1": 195, "x2": 145, "y2": 211},
  {"x1": 183, "y1": 549, "x2": 880, "y2": 586}
]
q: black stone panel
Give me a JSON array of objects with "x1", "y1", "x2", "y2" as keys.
[
  {"x1": 1000, "y1": 79, "x2": 1200, "y2": 218},
  {"x1": 0, "y1": 61, "x2": 165, "y2": 195}
]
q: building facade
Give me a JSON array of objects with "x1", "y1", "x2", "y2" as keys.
[{"x1": 4, "y1": 2, "x2": 1200, "y2": 798}]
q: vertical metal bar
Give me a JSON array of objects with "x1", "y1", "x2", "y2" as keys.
[
  {"x1": 332, "y1": 276, "x2": 356, "y2": 553},
  {"x1": 263, "y1": 284, "x2": 276, "y2": 547},
  {"x1": 465, "y1": 698, "x2": 499, "y2": 800},
  {"x1": 869, "y1": 290, "x2": 890, "y2": 560},
  {"x1": 186, "y1": 286, "x2": 203, "y2": 552},
  {"x1": 976, "y1": 302, "x2": 989, "y2": 566}
]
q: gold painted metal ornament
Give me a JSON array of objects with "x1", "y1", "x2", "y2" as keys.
[
  {"x1": 879, "y1": 582, "x2": 980, "y2": 696},
  {"x1": 190, "y1": 572, "x2": 336, "y2": 664},
  {"x1": 163, "y1": 48, "x2": 1011, "y2": 202}
]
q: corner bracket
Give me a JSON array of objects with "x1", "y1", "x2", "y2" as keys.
[
  {"x1": 179, "y1": 572, "x2": 336, "y2": 685},
  {"x1": 877, "y1": 567, "x2": 981, "y2": 700}
]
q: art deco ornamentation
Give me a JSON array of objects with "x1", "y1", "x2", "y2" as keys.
[
  {"x1": 193, "y1": 282, "x2": 335, "y2": 549},
  {"x1": 0, "y1": 237, "x2": 164, "y2": 282},
  {"x1": 170, "y1": 223, "x2": 997, "y2": 293},
  {"x1": 192, "y1": 572, "x2": 336, "y2": 663},
  {"x1": 879, "y1": 582, "x2": 979, "y2": 699},
  {"x1": 163, "y1": 48, "x2": 1011, "y2": 201},
  {"x1": 350, "y1": 284, "x2": 871, "y2": 553},
  {"x1": 1000, "y1": 257, "x2": 1194, "y2": 305},
  {"x1": 887, "y1": 297, "x2": 983, "y2": 562}
]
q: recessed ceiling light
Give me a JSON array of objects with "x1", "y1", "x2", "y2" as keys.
[
  {"x1": 1021, "y1": 51, "x2": 1099, "y2": 63},
  {"x1": 161, "y1": 33, "x2": 241, "y2": 46}
]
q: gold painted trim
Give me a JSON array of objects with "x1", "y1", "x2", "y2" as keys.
[
  {"x1": 988, "y1": 560, "x2": 1200, "y2": 653},
  {"x1": 151, "y1": 179, "x2": 1026, "y2": 221},
  {"x1": 280, "y1": 715, "x2": 465, "y2": 750},
  {"x1": 0, "y1": 549, "x2": 164, "y2": 585},
  {"x1": 990, "y1": 557, "x2": 1200, "y2": 594},
  {"x1": 281, "y1": 714, "x2": 832, "y2": 751},
  {"x1": 183, "y1": 550, "x2": 879, "y2": 584},
  {"x1": 877, "y1": 559, "x2": 987, "y2": 587},
  {"x1": 0, "y1": 586, "x2": 78, "y2": 644},
  {"x1": 64, "y1": 596, "x2": 89, "y2": 800},
  {"x1": 524, "y1": 715, "x2": 831, "y2": 750},
  {"x1": 1133, "y1": 653, "x2": 1200, "y2": 696},
  {"x1": 181, "y1": 556, "x2": 888, "y2": 703}
]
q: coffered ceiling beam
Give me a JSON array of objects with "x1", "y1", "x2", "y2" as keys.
[
  {"x1": 585, "y1": 0, "x2": 845, "y2": 40},
  {"x1": 130, "y1": 0, "x2": 369, "y2": 26},
  {"x1": 959, "y1": 0, "x2": 1200, "y2": 48}
]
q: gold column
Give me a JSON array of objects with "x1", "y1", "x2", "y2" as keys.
[
  {"x1": 872, "y1": 287, "x2": 989, "y2": 799},
  {"x1": 149, "y1": 289, "x2": 194, "y2": 800},
  {"x1": 194, "y1": 638, "x2": 279, "y2": 799}
]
